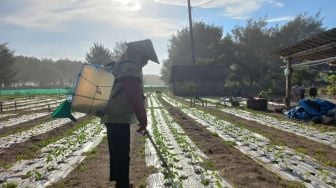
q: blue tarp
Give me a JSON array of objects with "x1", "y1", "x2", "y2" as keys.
[{"x1": 287, "y1": 99, "x2": 336, "y2": 121}]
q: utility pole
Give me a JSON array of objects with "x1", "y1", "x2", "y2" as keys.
[
  {"x1": 187, "y1": 0, "x2": 198, "y2": 99},
  {"x1": 284, "y1": 57, "x2": 292, "y2": 107}
]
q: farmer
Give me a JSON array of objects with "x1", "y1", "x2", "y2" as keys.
[
  {"x1": 309, "y1": 84, "x2": 318, "y2": 98},
  {"x1": 292, "y1": 85, "x2": 300, "y2": 102},
  {"x1": 299, "y1": 84, "x2": 305, "y2": 100},
  {"x1": 101, "y1": 39, "x2": 159, "y2": 187}
]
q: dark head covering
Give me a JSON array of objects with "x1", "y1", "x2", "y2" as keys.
[{"x1": 126, "y1": 39, "x2": 159, "y2": 63}]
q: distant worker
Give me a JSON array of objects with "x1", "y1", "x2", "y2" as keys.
[
  {"x1": 309, "y1": 84, "x2": 318, "y2": 98},
  {"x1": 101, "y1": 39, "x2": 159, "y2": 187},
  {"x1": 292, "y1": 85, "x2": 299, "y2": 102},
  {"x1": 299, "y1": 84, "x2": 305, "y2": 100}
]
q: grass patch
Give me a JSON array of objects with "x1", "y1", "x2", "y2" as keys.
[
  {"x1": 1, "y1": 181, "x2": 17, "y2": 188},
  {"x1": 83, "y1": 148, "x2": 97, "y2": 160},
  {"x1": 201, "y1": 160, "x2": 215, "y2": 171},
  {"x1": 76, "y1": 163, "x2": 87, "y2": 172},
  {"x1": 0, "y1": 161, "x2": 13, "y2": 169},
  {"x1": 211, "y1": 131, "x2": 219, "y2": 137},
  {"x1": 222, "y1": 140, "x2": 236, "y2": 147},
  {"x1": 279, "y1": 178, "x2": 305, "y2": 188}
]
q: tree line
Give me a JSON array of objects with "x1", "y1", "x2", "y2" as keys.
[
  {"x1": 0, "y1": 45, "x2": 83, "y2": 88},
  {"x1": 0, "y1": 41, "x2": 164, "y2": 88},
  {"x1": 161, "y1": 12, "x2": 333, "y2": 96}
]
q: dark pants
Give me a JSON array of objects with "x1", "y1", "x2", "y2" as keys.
[{"x1": 105, "y1": 123, "x2": 130, "y2": 188}]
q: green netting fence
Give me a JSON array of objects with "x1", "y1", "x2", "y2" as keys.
[{"x1": 0, "y1": 88, "x2": 73, "y2": 96}]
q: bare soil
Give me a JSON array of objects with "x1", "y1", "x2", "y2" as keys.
[
  {"x1": 206, "y1": 108, "x2": 336, "y2": 168},
  {"x1": 159, "y1": 98, "x2": 303, "y2": 188},
  {"x1": 50, "y1": 125, "x2": 155, "y2": 188},
  {"x1": 172, "y1": 95, "x2": 336, "y2": 167},
  {"x1": 0, "y1": 116, "x2": 88, "y2": 169},
  {"x1": 50, "y1": 137, "x2": 111, "y2": 188}
]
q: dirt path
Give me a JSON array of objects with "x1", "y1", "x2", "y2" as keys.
[
  {"x1": 0, "y1": 116, "x2": 89, "y2": 169},
  {"x1": 50, "y1": 125, "x2": 155, "y2": 188},
  {"x1": 50, "y1": 137, "x2": 111, "y2": 188},
  {"x1": 159, "y1": 97, "x2": 303, "y2": 188},
  {"x1": 206, "y1": 108, "x2": 336, "y2": 168}
]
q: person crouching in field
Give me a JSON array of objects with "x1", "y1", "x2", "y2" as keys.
[{"x1": 101, "y1": 39, "x2": 159, "y2": 187}]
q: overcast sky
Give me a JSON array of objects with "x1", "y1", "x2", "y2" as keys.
[{"x1": 1, "y1": 0, "x2": 335, "y2": 75}]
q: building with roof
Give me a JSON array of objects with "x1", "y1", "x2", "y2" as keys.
[
  {"x1": 273, "y1": 27, "x2": 336, "y2": 106},
  {"x1": 169, "y1": 64, "x2": 228, "y2": 96}
]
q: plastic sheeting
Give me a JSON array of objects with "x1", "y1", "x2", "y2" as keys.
[
  {"x1": 287, "y1": 99, "x2": 336, "y2": 122},
  {"x1": 145, "y1": 103, "x2": 232, "y2": 187},
  {"x1": 162, "y1": 95, "x2": 336, "y2": 187}
]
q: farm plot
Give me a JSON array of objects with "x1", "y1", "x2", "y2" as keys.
[
  {"x1": 146, "y1": 104, "x2": 231, "y2": 187},
  {"x1": 1, "y1": 98, "x2": 41, "y2": 107},
  {"x1": 0, "y1": 118, "x2": 105, "y2": 188},
  {"x1": 218, "y1": 108, "x2": 336, "y2": 149},
  {"x1": 1, "y1": 98, "x2": 63, "y2": 112},
  {"x1": 0, "y1": 112, "x2": 50, "y2": 129},
  {"x1": 3, "y1": 98, "x2": 60, "y2": 112},
  {"x1": 0, "y1": 113, "x2": 17, "y2": 119},
  {"x1": 167, "y1": 95, "x2": 336, "y2": 167},
  {"x1": 161, "y1": 94, "x2": 336, "y2": 187},
  {"x1": 0, "y1": 113, "x2": 85, "y2": 153}
]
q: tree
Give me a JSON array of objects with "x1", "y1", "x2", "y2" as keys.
[
  {"x1": 111, "y1": 41, "x2": 127, "y2": 62},
  {"x1": 291, "y1": 66, "x2": 316, "y2": 85},
  {"x1": 326, "y1": 74, "x2": 336, "y2": 97},
  {"x1": 0, "y1": 43, "x2": 16, "y2": 87},
  {"x1": 161, "y1": 21, "x2": 223, "y2": 82},
  {"x1": 273, "y1": 12, "x2": 324, "y2": 48},
  {"x1": 230, "y1": 17, "x2": 274, "y2": 88},
  {"x1": 86, "y1": 43, "x2": 113, "y2": 65},
  {"x1": 13, "y1": 55, "x2": 83, "y2": 87}
]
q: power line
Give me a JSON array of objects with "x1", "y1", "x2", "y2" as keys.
[{"x1": 193, "y1": 0, "x2": 215, "y2": 8}]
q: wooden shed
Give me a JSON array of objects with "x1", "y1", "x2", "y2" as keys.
[
  {"x1": 169, "y1": 64, "x2": 228, "y2": 96},
  {"x1": 273, "y1": 27, "x2": 336, "y2": 106}
]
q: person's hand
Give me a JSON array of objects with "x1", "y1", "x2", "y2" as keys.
[
  {"x1": 136, "y1": 125, "x2": 147, "y2": 135},
  {"x1": 136, "y1": 118, "x2": 147, "y2": 135}
]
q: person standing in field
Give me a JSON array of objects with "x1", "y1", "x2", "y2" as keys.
[
  {"x1": 299, "y1": 84, "x2": 305, "y2": 100},
  {"x1": 309, "y1": 84, "x2": 318, "y2": 98},
  {"x1": 292, "y1": 85, "x2": 300, "y2": 102},
  {"x1": 101, "y1": 39, "x2": 159, "y2": 187}
]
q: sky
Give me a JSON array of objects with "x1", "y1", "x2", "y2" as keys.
[{"x1": 0, "y1": 0, "x2": 335, "y2": 75}]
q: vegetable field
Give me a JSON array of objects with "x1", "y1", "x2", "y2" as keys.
[{"x1": 0, "y1": 93, "x2": 335, "y2": 187}]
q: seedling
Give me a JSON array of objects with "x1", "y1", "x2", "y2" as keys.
[
  {"x1": 46, "y1": 165, "x2": 57, "y2": 172},
  {"x1": 303, "y1": 171, "x2": 311, "y2": 183},
  {"x1": 201, "y1": 178, "x2": 210, "y2": 186},
  {"x1": 317, "y1": 169, "x2": 329, "y2": 182}
]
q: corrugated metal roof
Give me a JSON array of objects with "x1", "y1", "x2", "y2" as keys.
[{"x1": 274, "y1": 28, "x2": 336, "y2": 61}]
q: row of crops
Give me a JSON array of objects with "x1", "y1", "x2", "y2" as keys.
[
  {"x1": 158, "y1": 93, "x2": 336, "y2": 187},
  {"x1": 0, "y1": 96, "x2": 108, "y2": 187},
  {"x1": 0, "y1": 93, "x2": 335, "y2": 187},
  {"x1": 145, "y1": 95, "x2": 231, "y2": 187}
]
